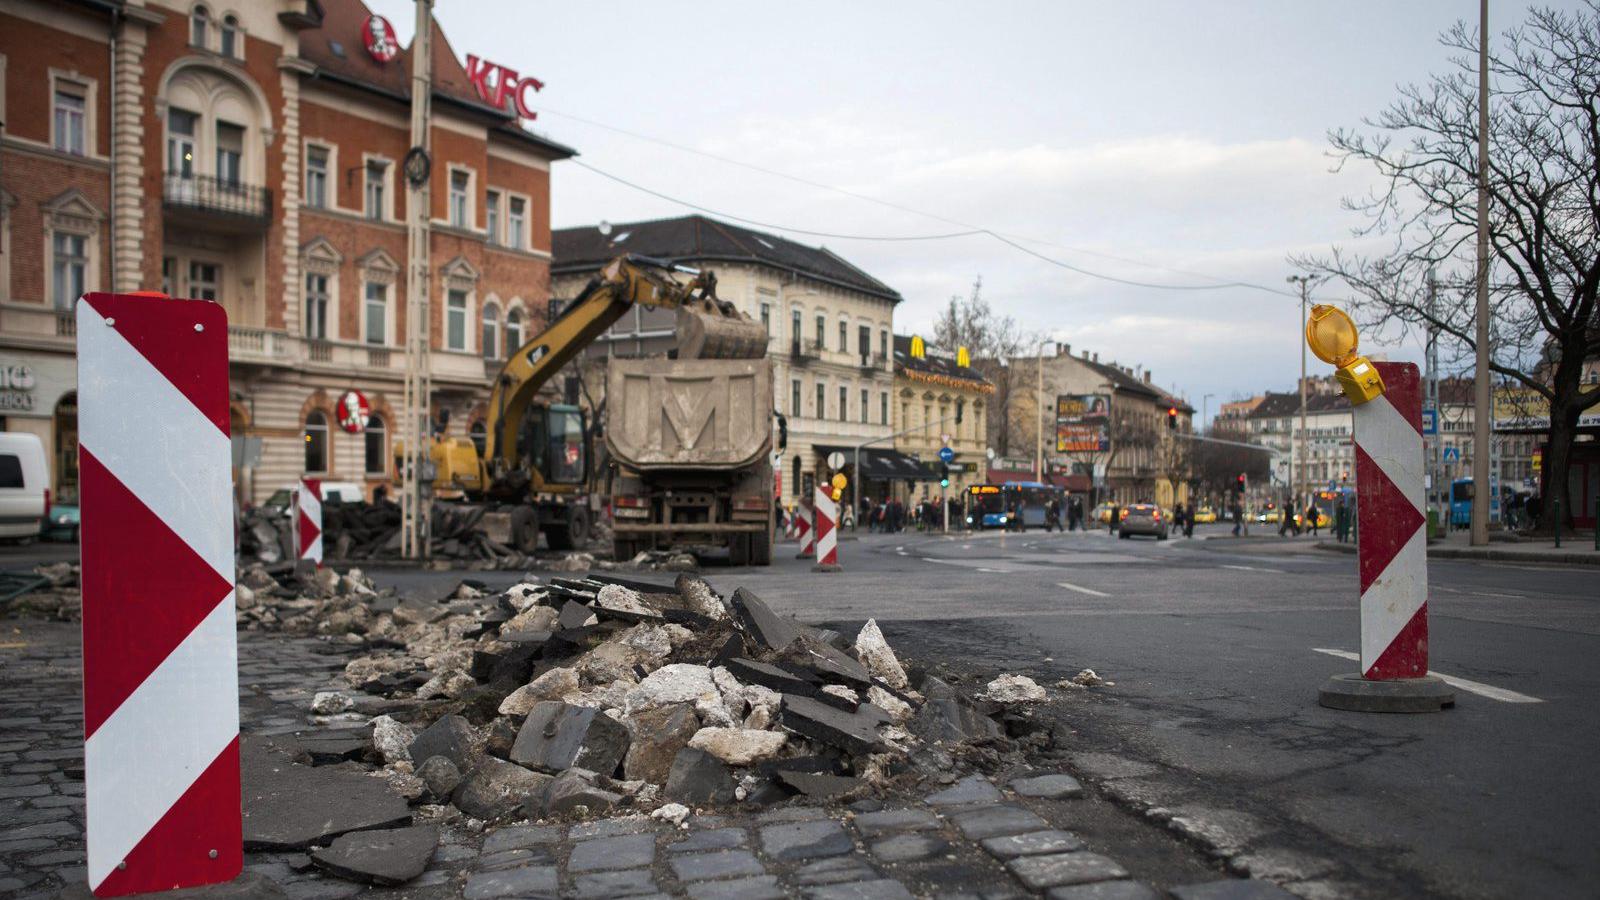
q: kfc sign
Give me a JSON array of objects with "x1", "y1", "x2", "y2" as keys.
[
  {"x1": 361, "y1": 15, "x2": 399, "y2": 63},
  {"x1": 465, "y1": 55, "x2": 544, "y2": 121}
]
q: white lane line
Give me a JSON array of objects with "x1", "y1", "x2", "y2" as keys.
[
  {"x1": 1311, "y1": 648, "x2": 1544, "y2": 704},
  {"x1": 1220, "y1": 564, "x2": 1285, "y2": 574},
  {"x1": 1057, "y1": 581, "x2": 1111, "y2": 598}
]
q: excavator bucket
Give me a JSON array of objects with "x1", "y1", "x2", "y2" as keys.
[{"x1": 675, "y1": 297, "x2": 769, "y2": 360}]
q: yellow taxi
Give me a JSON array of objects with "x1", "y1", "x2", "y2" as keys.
[
  {"x1": 1192, "y1": 506, "x2": 1218, "y2": 524},
  {"x1": 1255, "y1": 506, "x2": 1284, "y2": 524},
  {"x1": 1293, "y1": 510, "x2": 1333, "y2": 529},
  {"x1": 1092, "y1": 503, "x2": 1127, "y2": 524}
]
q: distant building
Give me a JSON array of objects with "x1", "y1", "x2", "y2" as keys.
[
  {"x1": 889, "y1": 335, "x2": 992, "y2": 505},
  {"x1": 551, "y1": 214, "x2": 901, "y2": 508}
]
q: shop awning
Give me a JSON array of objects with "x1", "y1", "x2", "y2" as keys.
[{"x1": 814, "y1": 445, "x2": 941, "y2": 481}]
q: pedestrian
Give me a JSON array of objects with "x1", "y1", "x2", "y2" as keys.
[
  {"x1": 1278, "y1": 498, "x2": 1294, "y2": 537},
  {"x1": 1334, "y1": 498, "x2": 1349, "y2": 543},
  {"x1": 1107, "y1": 501, "x2": 1120, "y2": 534},
  {"x1": 1231, "y1": 498, "x2": 1243, "y2": 536},
  {"x1": 1305, "y1": 500, "x2": 1321, "y2": 537},
  {"x1": 1183, "y1": 501, "x2": 1195, "y2": 538}
]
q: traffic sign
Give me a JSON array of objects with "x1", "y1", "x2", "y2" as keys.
[
  {"x1": 1421, "y1": 407, "x2": 1438, "y2": 435},
  {"x1": 938, "y1": 446, "x2": 955, "y2": 464},
  {"x1": 826, "y1": 451, "x2": 845, "y2": 470},
  {"x1": 1443, "y1": 446, "x2": 1460, "y2": 462}
]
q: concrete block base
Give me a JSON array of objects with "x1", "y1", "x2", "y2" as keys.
[
  {"x1": 811, "y1": 564, "x2": 842, "y2": 573},
  {"x1": 1318, "y1": 673, "x2": 1455, "y2": 713}
]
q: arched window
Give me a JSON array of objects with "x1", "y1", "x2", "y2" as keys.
[
  {"x1": 364, "y1": 414, "x2": 387, "y2": 476},
  {"x1": 481, "y1": 300, "x2": 500, "y2": 359},
  {"x1": 220, "y1": 15, "x2": 240, "y2": 58},
  {"x1": 505, "y1": 307, "x2": 523, "y2": 353},
  {"x1": 191, "y1": 5, "x2": 210, "y2": 48},
  {"x1": 304, "y1": 410, "x2": 328, "y2": 473},
  {"x1": 469, "y1": 420, "x2": 487, "y2": 457}
]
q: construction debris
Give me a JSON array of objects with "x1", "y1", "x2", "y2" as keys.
[{"x1": 981, "y1": 674, "x2": 1048, "y2": 704}]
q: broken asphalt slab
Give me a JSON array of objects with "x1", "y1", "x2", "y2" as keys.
[
  {"x1": 240, "y1": 736, "x2": 411, "y2": 851},
  {"x1": 310, "y1": 824, "x2": 439, "y2": 886}
]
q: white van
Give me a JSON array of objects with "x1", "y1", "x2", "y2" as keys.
[{"x1": 0, "y1": 432, "x2": 50, "y2": 542}]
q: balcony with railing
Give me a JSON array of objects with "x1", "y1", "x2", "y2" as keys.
[
  {"x1": 789, "y1": 339, "x2": 821, "y2": 366},
  {"x1": 163, "y1": 174, "x2": 272, "y2": 229},
  {"x1": 0, "y1": 303, "x2": 77, "y2": 348},
  {"x1": 859, "y1": 352, "x2": 888, "y2": 373},
  {"x1": 227, "y1": 325, "x2": 294, "y2": 365}
]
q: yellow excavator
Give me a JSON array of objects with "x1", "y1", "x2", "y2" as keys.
[{"x1": 416, "y1": 254, "x2": 772, "y2": 555}]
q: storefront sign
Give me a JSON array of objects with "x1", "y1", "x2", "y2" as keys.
[
  {"x1": 464, "y1": 54, "x2": 545, "y2": 121},
  {"x1": 337, "y1": 390, "x2": 370, "y2": 434},
  {"x1": 0, "y1": 363, "x2": 36, "y2": 411},
  {"x1": 362, "y1": 14, "x2": 399, "y2": 63}
]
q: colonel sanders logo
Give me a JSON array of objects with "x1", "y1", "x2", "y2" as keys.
[
  {"x1": 362, "y1": 15, "x2": 399, "y2": 64},
  {"x1": 337, "y1": 390, "x2": 371, "y2": 434}
]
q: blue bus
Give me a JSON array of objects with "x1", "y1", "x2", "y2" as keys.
[
  {"x1": 966, "y1": 481, "x2": 1064, "y2": 530},
  {"x1": 1450, "y1": 478, "x2": 1474, "y2": 529}
]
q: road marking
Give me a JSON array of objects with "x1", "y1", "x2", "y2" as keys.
[
  {"x1": 1057, "y1": 581, "x2": 1111, "y2": 598},
  {"x1": 1220, "y1": 564, "x2": 1285, "y2": 574},
  {"x1": 1311, "y1": 648, "x2": 1544, "y2": 703}
]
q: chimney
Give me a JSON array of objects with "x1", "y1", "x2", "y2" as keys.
[
  {"x1": 1080, "y1": 349, "x2": 1089, "y2": 360},
  {"x1": 1092, "y1": 352, "x2": 1099, "y2": 363},
  {"x1": 1057, "y1": 342, "x2": 1070, "y2": 357},
  {"x1": 1143, "y1": 370, "x2": 1152, "y2": 384}
]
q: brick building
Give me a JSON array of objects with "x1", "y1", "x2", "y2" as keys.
[{"x1": 0, "y1": 0, "x2": 573, "y2": 504}]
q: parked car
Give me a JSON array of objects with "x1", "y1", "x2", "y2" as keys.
[
  {"x1": 1192, "y1": 506, "x2": 1218, "y2": 524},
  {"x1": 40, "y1": 502, "x2": 80, "y2": 542},
  {"x1": 1118, "y1": 504, "x2": 1168, "y2": 540},
  {"x1": 0, "y1": 433, "x2": 50, "y2": 543},
  {"x1": 1093, "y1": 503, "x2": 1129, "y2": 524}
]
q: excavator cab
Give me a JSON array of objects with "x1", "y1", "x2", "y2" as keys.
[{"x1": 519, "y1": 404, "x2": 587, "y2": 488}]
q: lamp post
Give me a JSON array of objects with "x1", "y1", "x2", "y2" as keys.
[
  {"x1": 1288, "y1": 274, "x2": 1315, "y2": 522},
  {"x1": 1202, "y1": 393, "x2": 1215, "y2": 435}
]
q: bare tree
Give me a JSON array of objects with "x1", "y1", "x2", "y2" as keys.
[
  {"x1": 930, "y1": 277, "x2": 1035, "y2": 458},
  {"x1": 1193, "y1": 424, "x2": 1272, "y2": 500},
  {"x1": 1295, "y1": 2, "x2": 1600, "y2": 530}
]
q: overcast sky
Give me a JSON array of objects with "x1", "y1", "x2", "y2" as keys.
[{"x1": 368, "y1": 0, "x2": 1567, "y2": 414}]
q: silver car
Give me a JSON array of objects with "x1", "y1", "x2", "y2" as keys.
[{"x1": 1117, "y1": 504, "x2": 1169, "y2": 540}]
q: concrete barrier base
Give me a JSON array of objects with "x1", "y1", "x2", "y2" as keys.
[{"x1": 1319, "y1": 672, "x2": 1455, "y2": 713}]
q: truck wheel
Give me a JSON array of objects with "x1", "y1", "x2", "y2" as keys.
[
  {"x1": 613, "y1": 539, "x2": 637, "y2": 562},
  {"x1": 750, "y1": 528, "x2": 772, "y2": 566},
  {"x1": 546, "y1": 506, "x2": 591, "y2": 551},
  {"x1": 511, "y1": 507, "x2": 540, "y2": 554}
]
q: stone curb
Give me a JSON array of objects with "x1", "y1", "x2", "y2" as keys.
[{"x1": 1312, "y1": 540, "x2": 1600, "y2": 566}]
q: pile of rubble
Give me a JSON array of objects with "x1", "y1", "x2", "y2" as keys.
[
  {"x1": 241, "y1": 500, "x2": 543, "y2": 569},
  {"x1": 261, "y1": 570, "x2": 1056, "y2": 885},
  {"x1": 0, "y1": 561, "x2": 81, "y2": 620}
]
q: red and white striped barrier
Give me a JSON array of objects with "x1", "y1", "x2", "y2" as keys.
[
  {"x1": 293, "y1": 478, "x2": 323, "y2": 567},
  {"x1": 812, "y1": 486, "x2": 840, "y2": 571},
  {"x1": 1355, "y1": 362, "x2": 1428, "y2": 678},
  {"x1": 795, "y1": 501, "x2": 815, "y2": 558},
  {"x1": 77, "y1": 293, "x2": 242, "y2": 895}
]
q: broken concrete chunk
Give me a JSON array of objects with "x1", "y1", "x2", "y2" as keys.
[
  {"x1": 867, "y1": 686, "x2": 913, "y2": 724},
  {"x1": 854, "y1": 619, "x2": 909, "y2": 690},
  {"x1": 416, "y1": 755, "x2": 462, "y2": 802},
  {"x1": 981, "y1": 674, "x2": 1047, "y2": 703},
  {"x1": 730, "y1": 587, "x2": 799, "y2": 651},
  {"x1": 710, "y1": 666, "x2": 750, "y2": 721},
  {"x1": 675, "y1": 574, "x2": 729, "y2": 621},
  {"x1": 622, "y1": 703, "x2": 700, "y2": 784},
  {"x1": 541, "y1": 767, "x2": 622, "y2": 817},
  {"x1": 580, "y1": 641, "x2": 646, "y2": 685},
  {"x1": 623, "y1": 663, "x2": 719, "y2": 717},
  {"x1": 687, "y1": 727, "x2": 789, "y2": 766},
  {"x1": 241, "y1": 737, "x2": 412, "y2": 851},
  {"x1": 776, "y1": 637, "x2": 873, "y2": 688},
  {"x1": 370, "y1": 715, "x2": 415, "y2": 765},
  {"x1": 778, "y1": 694, "x2": 885, "y2": 756},
  {"x1": 407, "y1": 715, "x2": 482, "y2": 773},
  {"x1": 503, "y1": 581, "x2": 545, "y2": 612},
  {"x1": 819, "y1": 685, "x2": 860, "y2": 709},
  {"x1": 559, "y1": 600, "x2": 599, "y2": 630},
  {"x1": 311, "y1": 691, "x2": 354, "y2": 715},
  {"x1": 504, "y1": 604, "x2": 558, "y2": 633},
  {"x1": 664, "y1": 747, "x2": 737, "y2": 806},
  {"x1": 510, "y1": 701, "x2": 630, "y2": 776},
  {"x1": 909, "y1": 677, "x2": 1001, "y2": 744},
  {"x1": 295, "y1": 728, "x2": 370, "y2": 764},
  {"x1": 619, "y1": 624, "x2": 675, "y2": 663},
  {"x1": 725, "y1": 658, "x2": 816, "y2": 697},
  {"x1": 775, "y1": 770, "x2": 861, "y2": 799},
  {"x1": 415, "y1": 670, "x2": 476, "y2": 701},
  {"x1": 499, "y1": 667, "x2": 581, "y2": 717},
  {"x1": 452, "y1": 756, "x2": 554, "y2": 821},
  {"x1": 311, "y1": 824, "x2": 438, "y2": 886},
  {"x1": 594, "y1": 584, "x2": 665, "y2": 622},
  {"x1": 652, "y1": 802, "x2": 691, "y2": 826}
]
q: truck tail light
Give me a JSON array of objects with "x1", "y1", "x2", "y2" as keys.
[
  {"x1": 614, "y1": 496, "x2": 645, "y2": 508},
  {"x1": 733, "y1": 496, "x2": 767, "y2": 512}
]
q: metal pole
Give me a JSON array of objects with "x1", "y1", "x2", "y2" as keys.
[
  {"x1": 1426, "y1": 271, "x2": 1440, "y2": 538},
  {"x1": 1288, "y1": 275, "x2": 1313, "y2": 525},
  {"x1": 400, "y1": 0, "x2": 433, "y2": 559},
  {"x1": 1035, "y1": 344, "x2": 1045, "y2": 482},
  {"x1": 1472, "y1": 0, "x2": 1492, "y2": 546},
  {"x1": 1202, "y1": 393, "x2": 1214, "y2": 435}
]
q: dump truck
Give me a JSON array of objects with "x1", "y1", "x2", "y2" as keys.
[
  {"x1": 606, "y1": 357, "x2": 775, "y2": 565},
  {"x1": 411, "y1": 254, "x2": 776, "y2": 562}
]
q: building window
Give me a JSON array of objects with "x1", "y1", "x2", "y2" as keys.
[
  {"x1": 364, "y1": 282, "x2": 387, "y2": 345},
  {"x1": 792, "y1": 457, "x2": 801, "y2": 500},
  {"x1": 481, "y1": 301, "x2": 500, "y2": 359},
  {"x1": 304, "y1": 410, "x2": 328, "y2": 474},
  {"x1": 791, "y1": 309, "x2": 801, "y2": 348},
  {"x1": 191, "y1": 5, "x2": 210, "y2": 48},
  {"x1": 167, "y1": 109, "x2": 197, "y2": 178},
  {"x1": 449, "y1": 171, "x2": 469, "y2": 228},
  {"x1": 508, "y1": 197, "x2": 526, "y2": 248},
  {"x1": 161, "y1": 257, "x2": 176, "y2": 296},
  {"x1": 760, "y1": 303, "x2": 771, "y2": 335},
  {"x1": 51, "y1": 233, "x2": 87, "y2": 310},
  {"x1": 485, "y1": 191, "x2": 501, "y2": 245},
  {"x1": 189, "y1": 261, "x2": 219, "y2": 301},
  {"x1": 305, "y1": 273, "x2": 329, "y2": 339},
  {"x1": 220, "y1": 15, "x2": 239, "y2": 58},
  {"x1": 365, "y1": 160, "x2": 387, "y2": 220},
  {"x1": 215, "y1": 121, "x2": 243, "y2": 186},
  {"x1": 364, "y1": 415, "x2": 387, "y2": 476},
  {"x1": 816, "y1": 383, "x2": 825, "y2": 419},
  {"x1": 860, "y1": 389, "x2": 868, "y2": 424},
  {"x1": 791, "y1": 379, "x2": 801, "y2": 417},
  {"x1": 880, "y1": 392, "x2": 888, "y2": 425},
  {"x1": 446, "y1": 289, "x2": 467, "y2": 350},
  {"x1": 879, "y1": 329, "x2": 888, "y2": 360},
  {"x1": 305, "y1": 146, "x2": 328, "y2": 208},
  {"x1": 839, "y1": 320, "x2": 848, "y2": 353},
  {"x1": 815, "y1": 314, "x2": 825, "y2": 345},
  {"x1": 53, "y1": 86, "x2": 86, "y2": 155},
  {"x1": 858, "y1": 325, "x2": 870, "y2": 360},
  {"x1": 506, "y1": 308, "x2": 523, "y2": 352},
  {"x1": 839, "y1": 386, "x2": 848, "y2": 421}
]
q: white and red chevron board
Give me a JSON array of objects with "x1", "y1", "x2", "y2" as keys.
[
  {"x1": 294, "y1": 478, "x2": 323, "y2": 566},
  {"x1": 77, "y1": 293, "x2": 242, "y2": 896},
  {"x1": 1355, "y1": 362, "x2": 1429, "y2": 679},
  {"x1": 795, "y1": 501, "x2": 815, "y2": 558},
  {"x1": 813, "y1": 486, "x2": 839, "y2": 569}
]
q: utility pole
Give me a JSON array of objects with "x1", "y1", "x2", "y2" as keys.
[
  {"x1": 1035, "y1": 341, "x2": 1046, "y2": 482},
  {"x1": 1425, "y1": 270, "x2": 1441, "y2": 537},
  {"x1": 1288, "y1": 274, "x2": 1314, "y2": 520},
  {"x1": 400, "y1": 0, "x2": 434, "y2": 559},
  {"x1": 1472, "y1": 0, "x2": 1492, "y2": 546}
]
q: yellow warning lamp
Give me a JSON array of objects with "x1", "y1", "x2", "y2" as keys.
[
  {"x1": 1306, "y1": 304, "x2": 1384, "y2": 405},
  {"x1": 830, "y1": 472, "x2": 848, "y2": 491},
  {"x1": 830, "y1": 487, "x2": 843, "y2": 502}
]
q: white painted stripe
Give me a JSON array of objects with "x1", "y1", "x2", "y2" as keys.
[
  {"x1": 1220, "y1": 564, "x2": 1285, "y2": 574},
  {"x1": 1311, "y1": 648, "x2": 1543, "y2": 703},
  {"x1": 86, "y1": 596, "x2": 240, "y2": 888},
  {"x1": 1057, "y1": 581, "x2": 1111, "y2": 598},
  {"x1": 1359, "y1": 527, "x2": 1429, "y2": 671},
  {"x1": 77, "y1": 308, "x2": 235, "y2": 583},
  {"x1": 1355, "y1": 396, "x2": 1424, "y2": 515}
]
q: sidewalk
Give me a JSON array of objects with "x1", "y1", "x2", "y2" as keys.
[{"x1": 1314, "y1": 529, "x2": 1600, "y2": 566}]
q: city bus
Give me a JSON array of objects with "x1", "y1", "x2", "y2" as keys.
[
  {"x1": 1001, "y1": 481, "x2": 1061, "y2": 529},
  {"x1": 965, "y1": 484, "x2": 1007, "y2": 529}
]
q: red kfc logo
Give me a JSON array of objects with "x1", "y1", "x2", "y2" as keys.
[
  {"x1": 465, "y1": 54, "x2": 544, "y2": 121},
  {"x1": 362, "y1": 14, "x2": 399, "y2": 63}
]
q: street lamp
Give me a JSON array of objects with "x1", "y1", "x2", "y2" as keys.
[{"x1": 1287, "y1": 274, "x2": 1315, "y2": 519}]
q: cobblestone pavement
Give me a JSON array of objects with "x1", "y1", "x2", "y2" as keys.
[{"x1": 1, "y1": 619, "x2": 1297, "y2": 899}]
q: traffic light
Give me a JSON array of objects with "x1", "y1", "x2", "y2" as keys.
[
  {"x1": 1236, "y1": 473, "x2": 1247, "y2": 491},
  {"x1": 940, "y1": 463, "x2": 950, "y2": 489},
  {"x1": 1167, "y1": 407, "x2": 1178, "y2": 430}
]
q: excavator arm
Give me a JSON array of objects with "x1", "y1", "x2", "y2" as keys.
[{"x1": 482, "y1": 254, "x2": 764, "y2": 488}]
